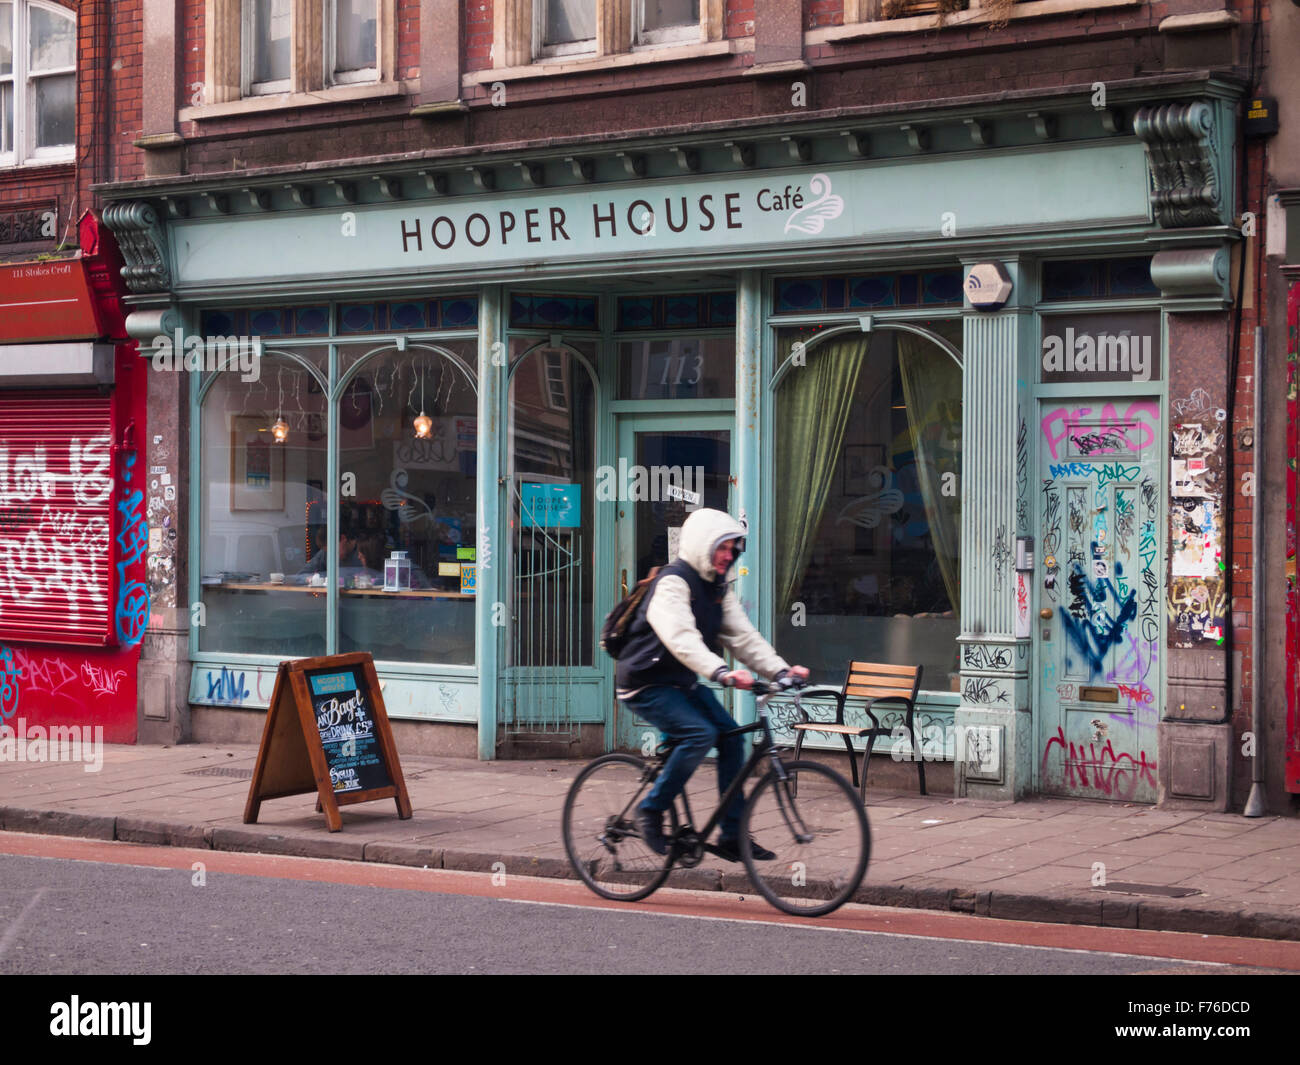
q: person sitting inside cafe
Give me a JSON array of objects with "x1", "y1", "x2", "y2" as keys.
[{"x1": 300, "y1": 523, "x2": 361, "y2": 574}]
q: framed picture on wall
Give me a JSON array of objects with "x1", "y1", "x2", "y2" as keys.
[{"x1": 231, "y1": 415, "x2": 285, "y2": 511}]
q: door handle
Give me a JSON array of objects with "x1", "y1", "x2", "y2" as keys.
[
  {"x1": 621, "y1": 569, "x2": 628, "y2": 598},
  {"x1": 1039, "y1": 608, "x2": 1053, "y2": 620}
]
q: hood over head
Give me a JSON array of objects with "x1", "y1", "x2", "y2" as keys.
[{"x1": 677, "y1": 508, "x2": 748, "y2": 581}]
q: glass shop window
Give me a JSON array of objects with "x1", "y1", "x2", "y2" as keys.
[{"x1": 773, "y1": 321, "x2": 963, "y2": 692}]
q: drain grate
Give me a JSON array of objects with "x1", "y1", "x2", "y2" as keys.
[
  {"x1": 1093, "y1": 882, "x2": 1201, "y2": 898},
  {"x1": 184, "y1": 766, "x2": 254, "y2": 779}
]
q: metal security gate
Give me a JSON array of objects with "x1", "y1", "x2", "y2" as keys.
[{"x1": 501, "y1": 482, "x2": 585, "y2": 737}]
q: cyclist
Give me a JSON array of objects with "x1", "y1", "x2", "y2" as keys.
[{"x1": 617, "y1": 507, "x2": 809, "y2": 861}]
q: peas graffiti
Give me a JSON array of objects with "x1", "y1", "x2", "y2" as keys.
[{"x1": 115, "y1": 453, "x2": 150, "y2": 647}]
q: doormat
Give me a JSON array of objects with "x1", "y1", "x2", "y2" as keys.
[{"x1": 1092, "y1": 882, "x2": 1201, "y2": 898}]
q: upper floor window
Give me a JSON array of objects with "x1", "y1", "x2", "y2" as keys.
[
  {"x1": 0, "y1": 1, "x2": 75, "y2": 167},
  {"x1": 537, "y1": 0, "x2": 596, "y2": 57},
  {"x1": 204, "y1": 0, "x2": 389, "y2": 108},
  {"x1": 245, "y1": 0, "x2": 291, "y2": 94},
  {"x1": 636, "y1": 0, "x2": 698, "y2": 46},
  {"x1": 330, "y1": 0, "x2": 378, "y2": 84},
  {"x1": 495, "y1": 0, "x2": 717, "y2": 68}
]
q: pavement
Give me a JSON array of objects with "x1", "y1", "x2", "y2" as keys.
[{"x1": 1, "y1": 739, "x2": 1298, "y2": 942}]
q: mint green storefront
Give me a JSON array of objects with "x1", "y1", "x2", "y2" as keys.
[{"x1": 106, "y1": 87, "x2": 1240, "y2": 801}]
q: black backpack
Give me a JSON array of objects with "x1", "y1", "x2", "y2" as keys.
[{"x1": 599, "y1": 566, "x2": 661, "y2": 659}]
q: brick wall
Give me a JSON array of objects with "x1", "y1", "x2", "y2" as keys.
[
  {"x1": 806, "y1": 0, "x2": 843, "y2": 30},
  {"x1": 726, "y1": 0, "x2": 755, "y2": 37},
  {"x1": 466, "y1": 0, "x2": 492, "y2": 73}
]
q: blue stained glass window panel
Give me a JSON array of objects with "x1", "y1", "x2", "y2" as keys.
[
  {"x1": 923, "y1": 271, "x2": 963, "y2": 304},
  {"x1": 392, "y1": 302, "x2": 426, "y2": 330},
  {"x1": 776, "y1": 280, "x2": 821, "y2": 313},
  {"x1": 708, "y1": 292, "x2": 735, "y2": 325},
  {"x1": 895, "y1": 275, "x2": 917, "y2": 306},
  {"x1": 825, "y1": 278, "x2": 846, "y2": 310},
  {"x1": 340, "y1": 304, "x2": 377, "y2": 333},
  {"x1": 250, "y1": 308, "x2": 287, "y2": 336},
  {"x1": 1109, "y1": 257, "x2": 1157, "y2": 297},
  {"x1": 537, "y1": 298, "x2": 573, "y2": 325},
  {"x1": 441, "y1": 298, "x2": 478, "y2": 328},
  {"x1": 509, "y1": 296, "x2": 532, "y2": 327},
  {"x1": 575, "y1": 298, "x2": 597, "y2": 329},
  {"x1": 201, "y1": 310, "x2": 238, "y2": 335},
  {"x1": 294, "y1": 307, "x2": 329, "y2": 335},
  {"x1": 618, "y1": 297, "x2": 655, "y2": 331},
  {"x1": 852, "y1": 276, "x2": 896, "y2": 308},
  {"x1": 1042, "y1": 262, "x2": 1096, "y2": 301},
  {"x1": 665, "y1": 296, "x2": 700, "y2": 326}
]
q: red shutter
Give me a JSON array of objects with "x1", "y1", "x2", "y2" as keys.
[{"x1": 0, "y1": 391, "x2": 117, "y2": 646}]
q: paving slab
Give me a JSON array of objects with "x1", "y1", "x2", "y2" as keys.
[{"x1": 0, "y1": 740, "x2": 1297, "y2": 942}]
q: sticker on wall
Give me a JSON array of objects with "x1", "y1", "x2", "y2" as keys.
[
  {"x1": 668, "y1": 526, "x2": 681, "y2": 562},
  {"x1": 1171, "y1": 458, "x2": 1211, "y2": 497},
  {"x1": 1171, "y1": 497, "x2": 1220, "y2": 577}
]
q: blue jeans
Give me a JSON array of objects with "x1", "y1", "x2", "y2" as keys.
[{"x1": 628, "y1": 684, "x2": 746, "y2": 841}]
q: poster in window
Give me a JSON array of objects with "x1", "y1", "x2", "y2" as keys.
[{"x1": 231, "y1": 414, "x2": 285, "y2": 511}]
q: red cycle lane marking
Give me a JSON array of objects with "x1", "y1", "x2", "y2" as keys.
[{"x1": 2, "y1": 830, "x2": 1296, "y2": 971}]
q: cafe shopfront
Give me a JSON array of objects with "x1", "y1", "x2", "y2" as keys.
[{"x1": 101, "y1": 86, "x2": 1241, "y2": 802}]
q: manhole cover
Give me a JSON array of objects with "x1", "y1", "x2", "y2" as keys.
[
  {"x1": 184, "y1": 766, "x2": 254, "y2": 779},
  {"x1": 1093, "y1": 882, "x2": 1201, "y2": 898}
]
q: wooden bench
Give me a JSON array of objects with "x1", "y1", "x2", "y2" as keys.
[{"x1": 790, "y1": 661, "x2": 926, "y2": 799}]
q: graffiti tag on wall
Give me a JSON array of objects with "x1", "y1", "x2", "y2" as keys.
[{"x1": 114, "y1": 452, "x2": 150, "y2": 647}]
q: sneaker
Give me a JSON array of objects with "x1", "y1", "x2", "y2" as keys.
[
  {"x1": 635, "y1": 806, "x2": 668, "y2": 855},
  {"x1": 712, "y1": 836, "x2": 776, "y2": 863}
]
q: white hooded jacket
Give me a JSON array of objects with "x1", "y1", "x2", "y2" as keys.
[{"x1": 638, "y1": 508, "x2": 791, "y2": 685}]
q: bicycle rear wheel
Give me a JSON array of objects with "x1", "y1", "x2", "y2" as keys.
[
  {"x1": 562, "y1": 753, "x2": 676, "y2": 901},
  {"x1": 740, "y1": 760, "x2": 870, "y2": 917}
]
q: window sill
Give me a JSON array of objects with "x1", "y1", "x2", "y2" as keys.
[
  {"x1": 179, "y1": 79, "x2": 412, "y2": 123},
  {"x1": 807, "y1": 0, "x2": 1142, "y2": 43},
  {"x1": 0, "y1": 157, "x2": 74, "y2": 180},
  {"x1": 465, "y1": 38, "x2": 751, "y2": 86}
]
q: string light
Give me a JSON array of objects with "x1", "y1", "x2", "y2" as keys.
[
  {"x1": 413, "y1": 359, "x2": 431, "y2": 438},
  {"x1": 272, "y1": 366, "x2": 289, "y2": 443}
]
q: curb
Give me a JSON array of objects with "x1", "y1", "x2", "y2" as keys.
[{"x1": 2, "y1": 805, "x2": 1298, "y2": 942}]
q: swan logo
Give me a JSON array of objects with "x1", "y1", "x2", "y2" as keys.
[{"x1": 783, "y1": 175, "x2": 844, "y2": 235}]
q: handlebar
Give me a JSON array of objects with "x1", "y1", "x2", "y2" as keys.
[{"x1": 721, "y1": 674, "x2": 808, "y2": 695}]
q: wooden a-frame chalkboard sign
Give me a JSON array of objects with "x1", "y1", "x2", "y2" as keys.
[{"x1": 243, "y1": 652, "x2": 413, "y2": 832}]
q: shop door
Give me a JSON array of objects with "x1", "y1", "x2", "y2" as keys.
[
  {"x1": 1037, "y1": 397, "x2": 1161, "y2": 801},
  {"x1": 612, "y1": 415, "x2": 732, "y2": 750}
]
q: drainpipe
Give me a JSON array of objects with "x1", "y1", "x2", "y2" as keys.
[{"x1": 1244, "y1": 326, "x2": 1267, "y2": 816}]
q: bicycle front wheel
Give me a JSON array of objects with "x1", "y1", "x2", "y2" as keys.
[
  {"x1": 740, "y1": 760, "x2": 870, "y2": 917},
  {"x1": 562, "y1": 754, "x2": 675, "y2": 902}
]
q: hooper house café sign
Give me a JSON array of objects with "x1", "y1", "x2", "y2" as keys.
[{"x1": 169, "y1": 143, "x2": 1149, "y2": 288}]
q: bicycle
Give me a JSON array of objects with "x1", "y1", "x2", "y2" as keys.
[{"x1": 562, "y1": 676, "x2": 871, "y2": 917}]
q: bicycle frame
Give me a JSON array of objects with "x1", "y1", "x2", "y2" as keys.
[{"x1": 658, "y1": 686, "x2": 799, "y2": 848}]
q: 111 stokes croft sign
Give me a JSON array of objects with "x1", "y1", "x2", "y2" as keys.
[{"x1": 169, "y1": 144, "x2": 1150, "y2": 286}]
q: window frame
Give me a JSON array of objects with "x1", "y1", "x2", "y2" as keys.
[
  {"x1": 494, "y1": 0, "x2": 718, "y2": 69},
  {"x1": 206, "y1": 0, "x2": 392, "y2": 110},
  {"x1": 241, "y1": 0, "x2": 292, "y2": 96},
  {"x1": 534, "y1": 0, "x2": 598, "y2": 59},
  {"x1": 325, "y1": 0, "x2": 379, "y2": 86},
  {"x1": 0, "y1": 0, "x2": 75, "y2": 169},
  {"x1": 633, "y1": 0, "x2": 700, "y2": 48}
]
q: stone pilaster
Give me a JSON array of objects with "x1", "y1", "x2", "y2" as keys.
[{"x1": 954, "y1": 260, "x2": 1037, "y2": 800}]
